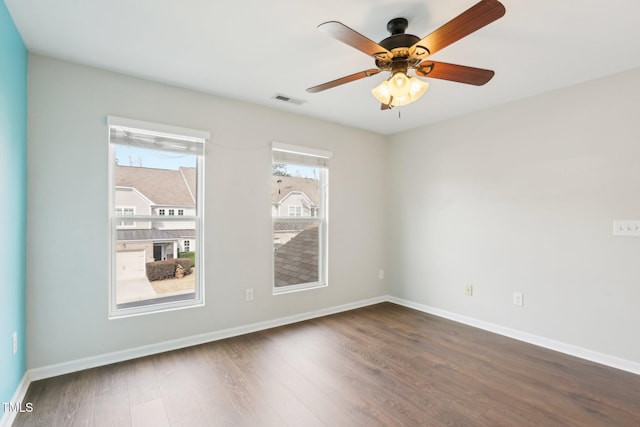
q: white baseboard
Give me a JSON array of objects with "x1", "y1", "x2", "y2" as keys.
[
  {"x1": 388, "y1": 296, "x2": 640, "y2": 375},
  {"x1": 0, "y1": 372, "x2": 31, "y2": 427},
  {"x1": 11, "y1": 292, "x2": 639, "y2": 419},
  {"x1": 29, "y1": 295, "x2": 388, "y2": 381}
]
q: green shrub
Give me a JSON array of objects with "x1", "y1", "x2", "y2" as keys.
[
  {"x1": 146, "y1": 260, "x2": 176, "y2": 281},
  {"x1": 178, "y1": 251, "x2": 195, "y2": 266}
]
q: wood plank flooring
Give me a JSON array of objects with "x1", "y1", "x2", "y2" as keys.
[{"x1": 13, "y1": 303, "x2": 640, "y2": 426}]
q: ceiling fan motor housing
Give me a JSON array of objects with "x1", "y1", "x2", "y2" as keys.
[
  {"x1": 380, "y1": 18, "x2": 420, "y2": 50},
  {"x1": 376, "y1": 18, "x2": 423, "y2": 70}
]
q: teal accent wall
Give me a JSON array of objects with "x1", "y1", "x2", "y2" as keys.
[{"x1": 0, "y1": 0, "x2": 28, "y2": 411}]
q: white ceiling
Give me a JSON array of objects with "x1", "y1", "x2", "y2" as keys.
[{"x1": 7, "y1": 0, "x2": 640, "y2": 135}]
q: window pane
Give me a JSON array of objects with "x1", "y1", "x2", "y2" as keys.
[
  {"x1": 114, "y1": 146, "x2": 197, "y2": 215},
  {"x1": 272, "y1": 158, "x2": 325, "y2": 290},
  {"x1": 273, "y1": 220, "x2": 320, "y2": 287},
  {"x1": 115, "y1": 207, "x2": 136, "y2": 227},
  {"x1": 111, "y1": 139, "x2": 202, "y2": 314},
  {"x1": 115, "y1": 220, "x2": 197, "y2": 307}
]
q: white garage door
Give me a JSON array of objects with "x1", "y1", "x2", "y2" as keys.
[{"x1": 116, "y1": 250, "x2": 146, "y2": 280}]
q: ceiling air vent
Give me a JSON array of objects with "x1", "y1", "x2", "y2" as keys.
[{"x1": 271, "y1": 94, "x2": 306, "y2": 106}]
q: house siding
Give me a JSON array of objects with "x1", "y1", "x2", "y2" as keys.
[
  {"x1": 115, "y1": 187, "x2": 153, "y2": 218},
  {"x1": 279, "y1": 192, "x2": 315, "y2": 217}
]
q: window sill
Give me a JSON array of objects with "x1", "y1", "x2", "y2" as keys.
[
  {"x1": 109, "y1": 294, "x2": 203, "y2": 319},
  {"x1": 272, "y1": 281, "x2": 327, "y2": 295}
]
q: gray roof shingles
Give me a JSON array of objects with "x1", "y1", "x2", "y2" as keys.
[
  {"x1": 115, "y1": 165, "x2": 196, "y2": 207},
  {"x1": 117, "y1": 229, "x2": 195, "y2": 241},
  {"x1": 273, "y1": 226, "x2": 319, "y2": 287}
]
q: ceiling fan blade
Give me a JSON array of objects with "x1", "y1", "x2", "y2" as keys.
[
  {"x1": 411, "y1": 0, "x2": 505, "y2": 57},
  {"x1": 307, "y1": 69, "x2": 381, "y2": 93},
  {"x1": 416, "y1": 61, "x2": 495, "y2": 86},
  {"x1": 380, "y1": 103, "x2": 392, "y2": 110},
  {"x1": 319, "y1": 21, "x2": 391, "y2": 59}
]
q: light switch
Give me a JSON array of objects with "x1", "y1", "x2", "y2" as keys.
[{"x1": 613, "y1": 220, "x2": 640, "y2": 236}]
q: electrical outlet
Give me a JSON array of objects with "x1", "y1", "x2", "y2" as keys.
[
  {"x1": 12, "y1": 332, "x2": 17, "y2": 355},
  {"x1": 379, "y1": 269, "x2": 384, "y2": 280},
  {"x1": 464, "y1": 285, "x2": 473, "y2": 296},
  {"x1": 245, "y1": 288, "x2": 254, "y2": 302},
  {"x1": 513, "y1": 292, "x2": 523, "y2": 307}
]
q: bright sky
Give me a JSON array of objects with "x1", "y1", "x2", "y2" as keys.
[
  {"x1": 116, "y1": 145, "x2": 317, "y2": 178},
  {"x1": 281, "y1": 164, "x2": 318, "y2": 179},
  {"x1": 115, "y1": 146, "x2": 196, "y2": 170}
]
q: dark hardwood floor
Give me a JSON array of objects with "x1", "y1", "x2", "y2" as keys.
[{"x1": 13, "y1": 303, "x2": 640, "y2": 426}]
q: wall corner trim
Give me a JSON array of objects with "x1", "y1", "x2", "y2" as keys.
[
  {"x1": 28, "y1": 295, "x2": 388, "y2": 381},
  {"x1": 388, "y1": 296, "x2": 640, "y2": 376},
  {"x1": 0, "y1": 371, "x2": 31, "y2": 427}
]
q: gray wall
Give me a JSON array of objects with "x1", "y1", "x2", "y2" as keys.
[
  {"x1": 387, "y1": 67, "x2": 640, "y2": 363},
  {"x1": 27, "y1": 55, "x2": 388, "y2": 369},
  {"x1": 27, "y1": 52, "x2": 640, "y2": 370}
]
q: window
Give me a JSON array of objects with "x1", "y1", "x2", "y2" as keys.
[
  {"x1": 272, "y1": 142, "x2": 330, "y2": 293},
  {"x1": 288, "y1": 205, "x2": 303, "y2": 216},
  {"x1": 115, "y1": 207, "x2": 135, "y2": 227},
  {"x1": 108, "y1": 116, "x2": 209, "y2": 318},
  {"x1": 178, "y1": 209, "x2": 184, "y2": 216},
  {"x1": 184, "y1": 240, "x2": 190, "y2": 252}
]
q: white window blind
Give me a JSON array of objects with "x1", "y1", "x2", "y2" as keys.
[
  {"x1": 272, "y1": 142, "x2": 332, "y2": 168},
  {"x1": 108, "y1": 116, "x2": 209, "y2": 155}
]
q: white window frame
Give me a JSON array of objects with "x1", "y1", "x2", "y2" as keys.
[
  {"x1": 108, "y1": 116, "x2": 209, "y2": 318},
  {"x1": 288, "y1": 205, "x2": 303, "y2": 217},
  {"x1": 115, "y1": 206, "x2": 136, "y2": 227},
  {"x1": 272, "y1": 142, "x2": 331, "y2": 294}
]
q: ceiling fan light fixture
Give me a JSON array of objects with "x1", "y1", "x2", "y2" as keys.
[
  {"x1": 371, "y1": 80, "x2": 392, "y2": 105},
  {"x1": 371, "y1": 72, "x2": 428, "y2": 107},
  {"x1": 389, "y1": 71, "x2": 410, "y2": 97}
]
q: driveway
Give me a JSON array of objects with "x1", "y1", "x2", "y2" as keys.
[
  {"x1": 116, "y1": 276, "x2": 157, "y2": 304},
  {"x1": 117, "y1": 271, "x2": 196, "y2": 305}
]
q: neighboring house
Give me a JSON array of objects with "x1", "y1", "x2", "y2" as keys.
[
  {"x1": 271, "y1": 174, "x2": 321, "y2": 287},
  {"x1": 272, "y1": 174, "x2": 319, "y2": 249},
  {"x1": 272, "y1": 174, "x2": 319, "y2": 217},
  {"x1": 115, "y1": 169, "x2": 316, "y2": 282},
  {"x1": 114, "y1": 165, "x2": 196, "y2": 279}
]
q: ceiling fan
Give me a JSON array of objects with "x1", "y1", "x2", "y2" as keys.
[{"x1": 307, "y1": 0, "x2": 506, "y2": 110}]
